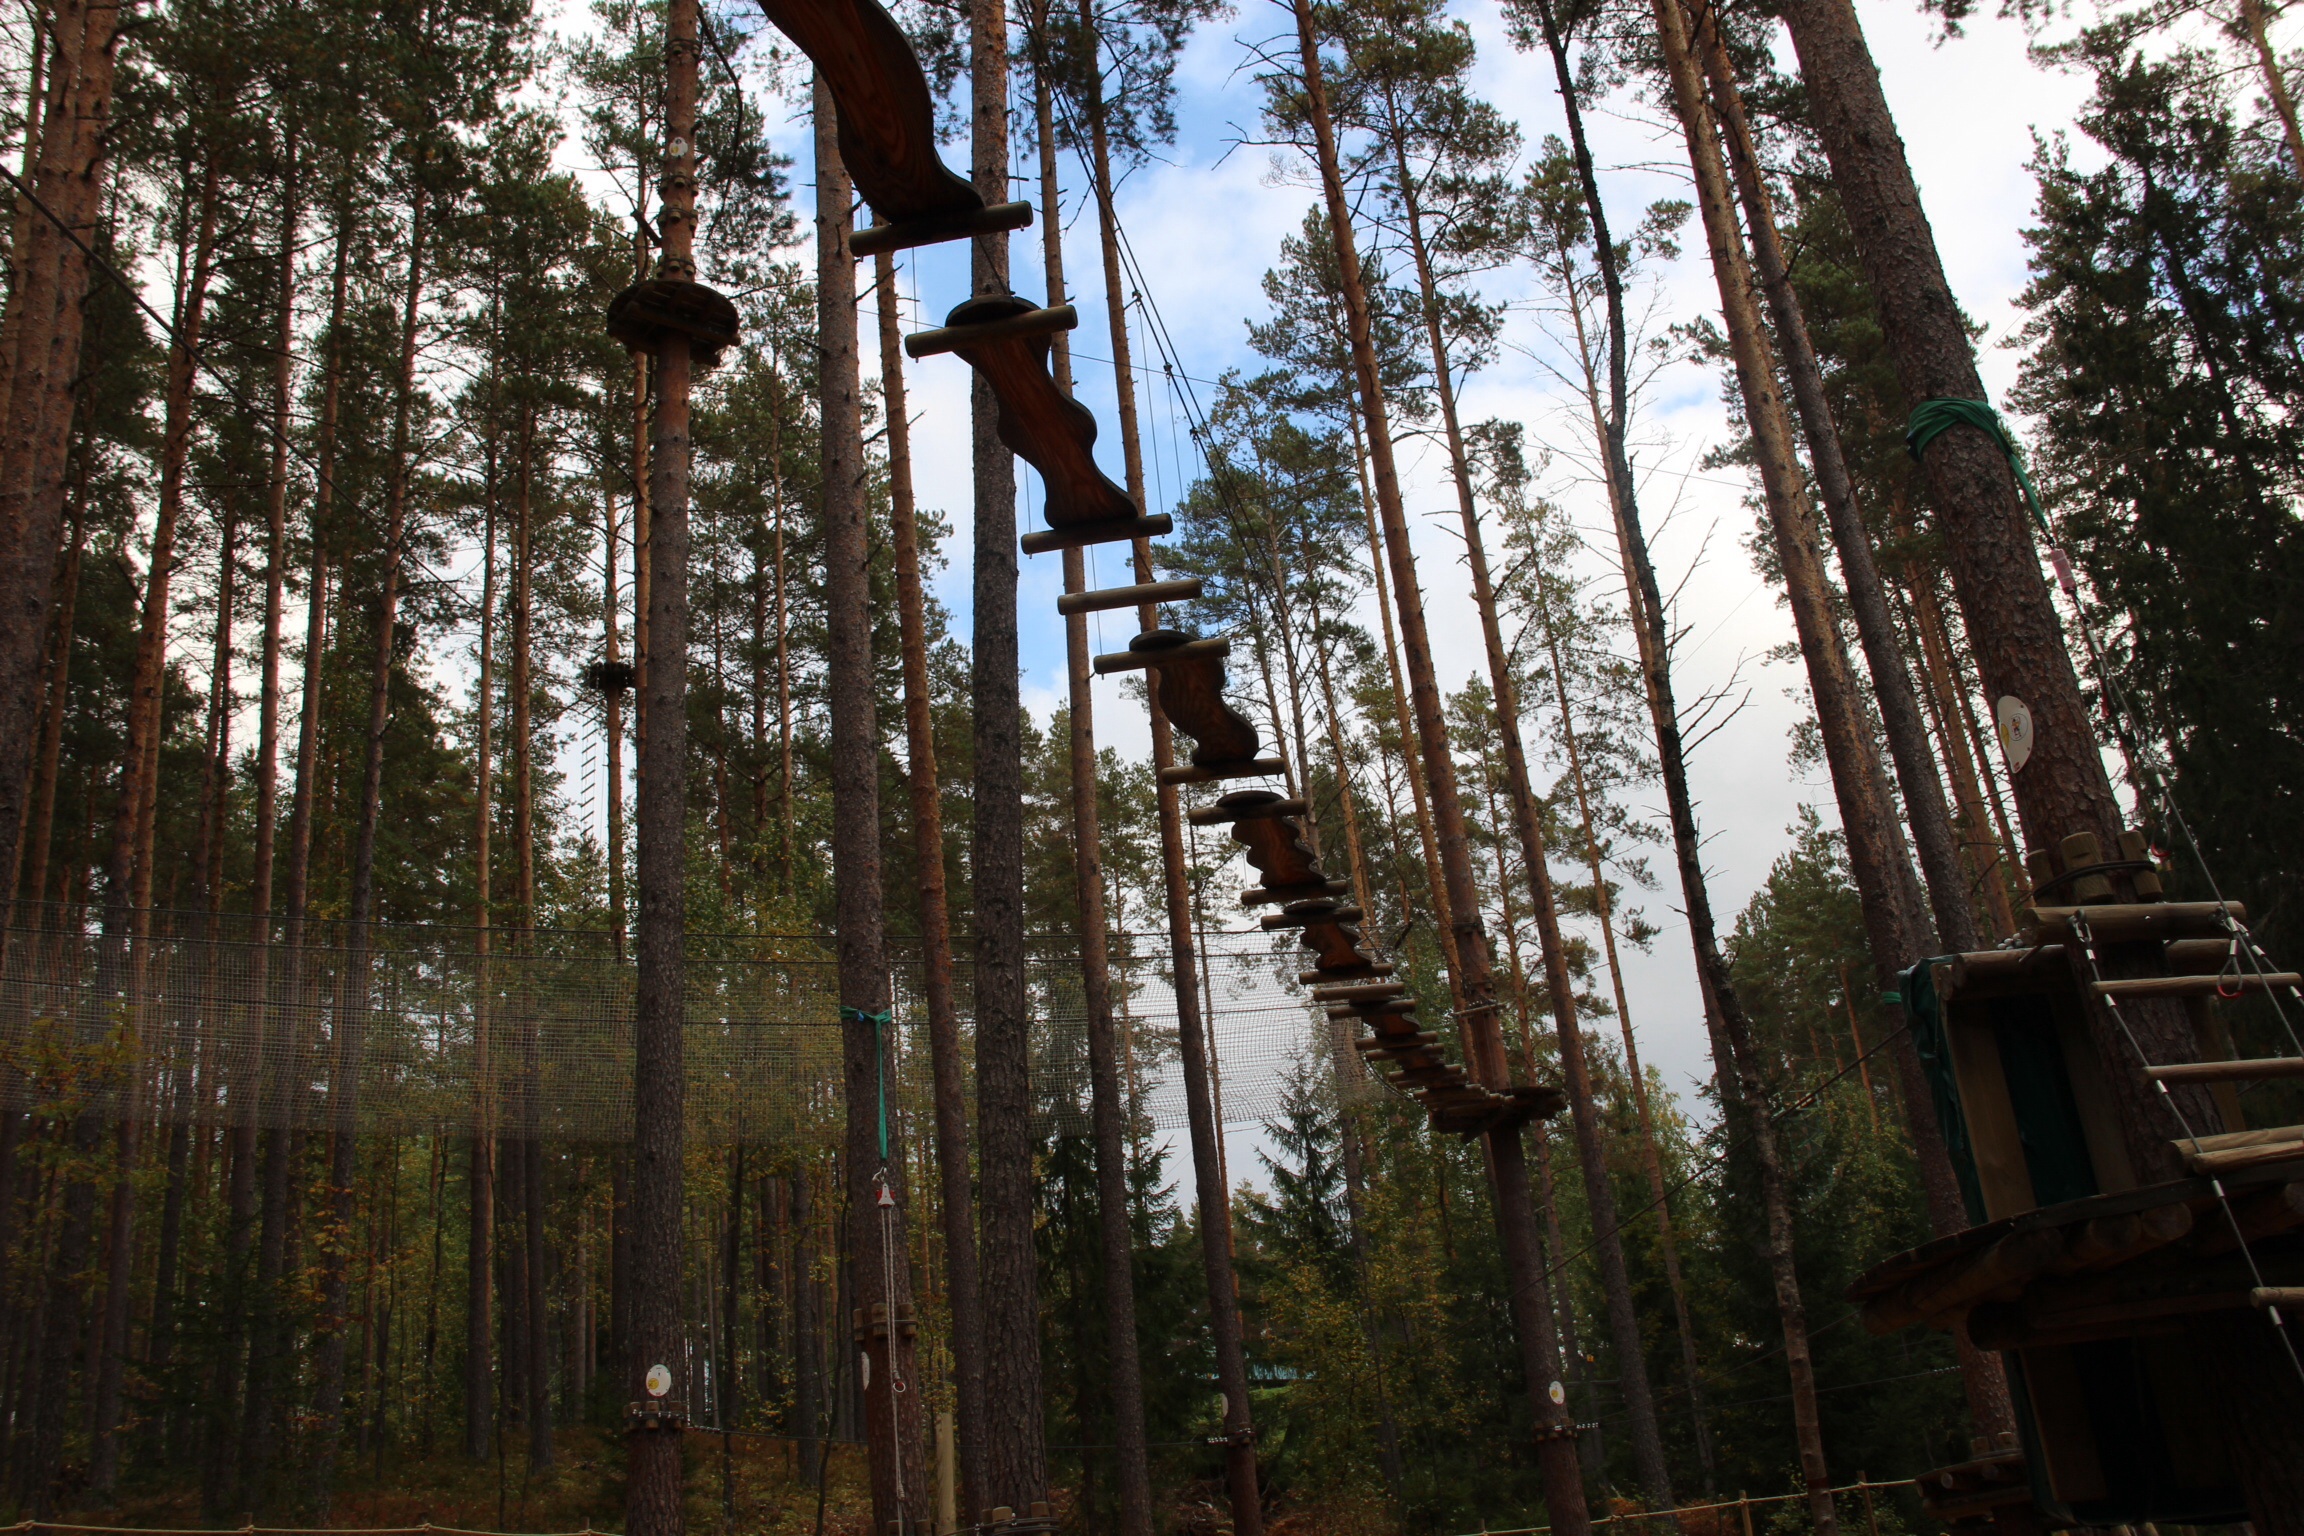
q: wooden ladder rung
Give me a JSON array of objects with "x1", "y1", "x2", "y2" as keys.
[
  {"x1": 1188, "y1": 795, "x2": 1306, "y2": 827},
  {"x1": 1057, "y1": 578, "x2": 1203, "y2": 615},
  {"x1": 2026, "y1": 900, "x2": 2247, "y2": 945},
  {"x1": 1326, "y1": 1000, "x2": 1415, "y2": 1020},
  {"x1": 2094, "y1": 972, "x2": 2300, "y2": 1001},
  {"x1": 1022, "y1": 513, "x2": 1173, "y2": 557},
  {"x1": 2145, "y1": 1055, "x2": 2304, "y2": 1084},
  {"x1": 1262, "y1": 903, "x2": 1363, "y2": 930},
  {"x1": 1313, "y1": 980, "x2": 1406, "y2": 1003},
  {"x1": 1241, "y1": 877, "x2": 1347, "y2": 907},
  {"x1": 1093, "y1": 633, "x2": 1224, "y2": 674},
  {"x1": 853, "y1": 199, "x2": 1036, "y2": 259},
  {"x1": 1354, "y1": 1032, "x2": 1436, "y2": 1055},
  {"x1": 1165, "y1": 757, "x2": 1286, "y2": 787},
  {"x1": 905, "y1": 298, "x2": 1076, "y2": 357},
  {"x1": 1300, "y1": 961, "x2": 1392, "y2": 985}
]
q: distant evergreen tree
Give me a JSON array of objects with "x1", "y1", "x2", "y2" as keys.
[{"x1": 2016, "y1": 32, "x2": 2304, "y2": 951}]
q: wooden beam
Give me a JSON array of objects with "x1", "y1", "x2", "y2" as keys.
[
  {"x1": 1026, "y1": 513, "x2": 1174, "y2": 558},
  {"x1": 1057, "y1": 578, "x2": 1202, "y2": 615},
  {"x1": 1165, "y1": 757, "x2": 1287, "y2": 787},
  {"x1": 2096, "y1": 972, "x2": 2300, "y2": 1002},
  {"x1": 904, "y1": 298, "x2": 1076, "y2": 356},
  {"x1": 2144, "y1": 1054, "x2": 2304, "y2": 1083},
  {"x1": 852, "y1": 199, "x2": 1035, "y2": 258},
  {"x1": 1092, "y1": 632, "x2": 1223, "y2": 674}
]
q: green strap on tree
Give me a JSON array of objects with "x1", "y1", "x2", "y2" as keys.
[
  {"x1": 1904, "y1": 397, "x2": 2053, "y2": 538},
  {"x1": 842, "y1": 1005, "x2": 894, "y2": 1161}
]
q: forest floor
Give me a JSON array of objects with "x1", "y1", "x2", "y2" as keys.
[
  {"x1": 56, "y1": 1429, "x2": 1411, "y2": 1535},
  {"x1": 60, "y1": 1428, "x2": 880, "y2": 1536}
]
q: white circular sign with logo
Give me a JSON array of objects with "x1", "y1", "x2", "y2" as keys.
[
  {"x1": 645, "y1": 1363, "x2": 672, "y2": 1399},
  {"x1": 1995, "y1": 696, "x2": 2035, "y2": 774},
  {"x1": 1548, "y1": 1380, "x2": 1566, "y2": 1406}
]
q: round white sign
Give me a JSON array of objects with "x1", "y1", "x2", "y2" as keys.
[
  {"x1": 645, "y1": 1363, "x2": 672, "y2": 1399},
  {"x1": 1995, "y1": 696, "x2": 2035, "y2": 774},
  {"x1": 1548, "y1": 1380, "x2": 1566, "y2": 1406}
]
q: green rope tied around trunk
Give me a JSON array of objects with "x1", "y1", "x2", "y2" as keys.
[
  {"x1": 841, "y1": 1005, "x2": 893, "y2": 1160},
  {"x1": 1904, "y1": 397, "x2": 2052, "y2": 538}
]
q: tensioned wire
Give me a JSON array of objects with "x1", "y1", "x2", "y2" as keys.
[{"x1": 0, "y1": 908, "x2": 1368, "y2": 1144}]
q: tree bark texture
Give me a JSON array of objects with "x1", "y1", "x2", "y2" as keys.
[
  {"x1": 627, "y1": 4, "x2": 702, "y2": 1529},
  {"x1": 875, "y1": 244, "x2": 990, "y2": 1525},
  {"x1": 970, "y1": 0, "x2": 1048, "y2": 1514},
  {"x1": 0, "y1": 0, "x2": 121, "y2": 896},
  {"x1": 1286, "y1": 5, "x2": 1589, "y2": 1526},
  {"x1": 816, "y1": 81, "x2": 929, "y2": 1534}
]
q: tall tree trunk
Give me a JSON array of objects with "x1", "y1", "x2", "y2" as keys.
[
  {"x1": 814, "y1": 96, "x2": 929, "y2": 1530},
  {"x1": 874, "y1": 245, "x2": 989, "y2": 1521},
  {"x1": 1529, "y1": 565, "x2": 1715, "y2": 1488},
  {"x1": 104, "y1": 158, "x2": 218, "y2": 927},
  {"x1": 603, "y1": 475, "x2": 627, "y2": 960},
  {"x1": 1901, "y1": 571, "x2": 2019, "y2": 936},
  {"x1": 792, "y1": 1163, "x2": 822, "y2": 1481},
  {"x1": 85, "y1": 153, "x2": 221, "y2": 1502},
  {"x1": 21, "y1": 466, "x2": 88, "y2": 911},
  {"x1": 1285, "y1": 8, "x2": 1587, "y2": 1528},
  {"x1": 968, "y1": 0, "x2": 1047, "y2": 1516},
  {"x1": 243, "y1": 190, "x2": 350, "y2": 1512},
  {"x1": 626, "y1": 5, "x2": 702, "y2": 1529},
  {"x1": 1071, "y1": 23, "x2": 1262, "y2": 1516},
  {"x1": 1031, "y1": 49, "x2": 1154, "y2": 1532},
  {"x1": 2236, "y1": 0, "x2": 2304, "y2": 172},
  {"x1": 1384, "y1": 106, "x2": 1677, "y2": 1512},
  {"x1": 208, "y1": 135, "x2": 298, "y2": 1507},
  {"x1": 314, "y1": 179, "x2": 429, "y2": 1516},
  {"x1": 1528, "y1": 0, "x2": 1833, "y2": 1522},
  {"x1": 1683, "y1": 14, "x2": 2021, "y2": 1442},
  {"x1": 469, "y1": 395, "x2": 499, "y2": 1465},
  {"x1": 0, "y1": 0, "x2": 122, "y2": 895},
  {"x1": 1344, "y1": 400, "x2": 1455, "y2": 984},
  {"x1": 1772, "y1": 0, "x2": 2115, "y2": 855},
  {"x1": 512, "y1": 404, "x2": 551, "y2": 1474}
]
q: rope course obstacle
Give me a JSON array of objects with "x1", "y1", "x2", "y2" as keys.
[{"x1": 760, "y1": 0, "x2": 1563, "y2": 1146}]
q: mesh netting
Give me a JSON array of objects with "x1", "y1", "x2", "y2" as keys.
[{"x1": 0, "y1": 911, "x2": 1375, "y2": 1143}]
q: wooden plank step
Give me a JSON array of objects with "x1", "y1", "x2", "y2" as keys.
[
  {"x1": 1240, "y1": 877, "x2": 1347, "y2": 906},
  {"x1": 1162, "y1": 757, "x2": 1286, "y2": 786},
  {"x1": 906, "y1": 299, "x2": 1076, "y2": 357},
  {"x1": 1312, "y1": 980, "x2": 1406, "y2": 1003},
  {"x1": 2095, "y1": 972, "x2": 2300, "y2": 1001},
  {"x1": 1263, "y1": 903, "x2": 1362, "y2": 930},
  {"x1": 1353, "y1": 1032, "x2": 1436, "y2": 1054},
  {"x1": 1326, "y1": 1000, "x2": 1415, "y2": 1021},
  {"x1": 1190, "y1": 796, "x2": 1307, "y2": 827},
  {"x1": 1026, "y1": 514, "x2": 1174, "y2": 557},
  {"x1": 1058, "y1": 577, "x2": 1203, "y2": 616},
  {"x1": 2172, "y1": 1124, "x2": 2304, "y2": 1156},
  {"x1": 2025, "y1": 900, "x2": 2247, "y2": 946},
  {"x1": 2144, "y1": 1055, "x2": 2304, "y2": 1084},
  {"x1": 1033, "y1": 494, "x2": 1164, "y2": 549},
  {"x1": 2181, "y1": 1138, "x2": 2304, "y2": 1176},
  {"x1": 1300, "y1": 961, "x2": 1391, "y2": 985},
  {"x1": 1093, "y1": 633, "x2": 1226, "y2": 674}
]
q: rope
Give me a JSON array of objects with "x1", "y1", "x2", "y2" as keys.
[
  {"x1": 841, "y1": 1005, "x2": 893, "y2": 1160},
  {"x1": 839, "y1": 1003, "x2": 908, "y2": 1524},
  {"x1": 1905, "y1": 397, "x2": 2052, "y2": 538}
]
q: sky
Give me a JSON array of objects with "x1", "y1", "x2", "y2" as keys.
[
  {"x1": 535, "y1": 0, "x2": 2170, "y2": 1117},
  {"x1": 777, "y1": 0, "x2": 2102, "y2": 1110}
]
